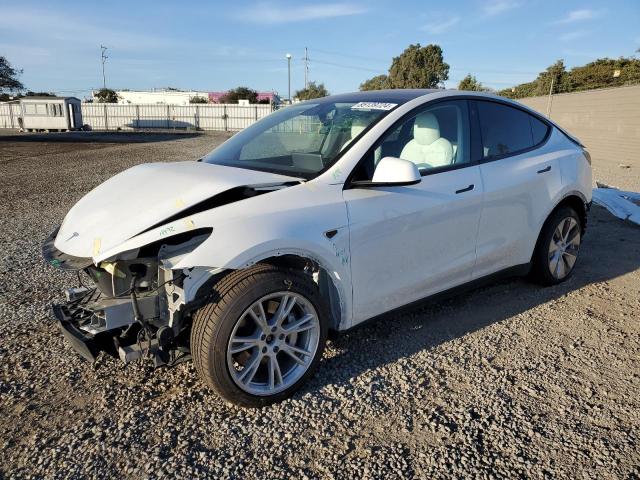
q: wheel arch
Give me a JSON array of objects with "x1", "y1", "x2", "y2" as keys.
[
  {"x1": 531, "y1": 192, "x2": 589, "y2": 263},
  {"x1": 259, "y1": 254, "x2": 343, "y2": 333},
  {"x1": 555, "y1": 193, "x2": 588, "y2": 234},
  {"x1": 192, "y1": 252, "x2": 346, "y2": 333}
]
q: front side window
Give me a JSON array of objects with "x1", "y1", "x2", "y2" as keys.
[
  {"x1": 203, "y1": 101, "x2": 395, "y2": 178},
  {"x1": 353, "y1": 100, "x2": 471, "y2": 180},
  {"x1": 477, "y1": 101, "x2": 548, "y2": 159}
]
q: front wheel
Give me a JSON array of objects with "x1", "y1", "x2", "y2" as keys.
[
  {"x1": 531, "y1": 206, "x2": 582, "y2": 285},
  {"x1": 191, "y1": 264, "x2": 328, "y2": 407}
]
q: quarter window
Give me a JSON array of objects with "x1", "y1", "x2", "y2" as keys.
[{"x1": 531, "y1": 115, "x2": 549, "y2": 145}]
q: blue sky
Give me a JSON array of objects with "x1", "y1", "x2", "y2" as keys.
[{"x1": 1, "y1": 0, "x2": 638, "y2": 97}]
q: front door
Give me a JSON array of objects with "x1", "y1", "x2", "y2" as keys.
[{"x1": 343, "y1": 100, "x2": 483, "y2": 325}]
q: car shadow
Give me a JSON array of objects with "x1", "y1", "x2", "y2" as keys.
[
  {"x1": 304, "y1": 205, "x2": 640, "y2": 394},
  {"x1": 0, "y1": 130, "x2": 206, "y2": 144}
]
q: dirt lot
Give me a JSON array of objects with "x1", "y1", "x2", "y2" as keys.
[{"x1": 1, "y1": 130, "x2": 639, "y2": 479}]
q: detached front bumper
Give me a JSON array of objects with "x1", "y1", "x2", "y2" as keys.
[
  {"x1": 51, "y1": 290, "x2": 119, "y2": 362},
  {"x1": 53, "y1": 303, "x2": 110, "y2": 362}
]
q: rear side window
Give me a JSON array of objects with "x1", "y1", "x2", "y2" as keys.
[
  {"x1": 530, "y1": 115, "x2": 549, "y2": 145},
  {"x1": 476, "y1": 101, "x2": 548, "y2": 159}
]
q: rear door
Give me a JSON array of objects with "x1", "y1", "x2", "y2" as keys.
[{"x1": 472, "y1": 100, "x2": 563, "y2": 278}]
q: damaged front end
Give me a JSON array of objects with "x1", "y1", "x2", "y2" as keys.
[{"x1": 43, "y1": 227, "x2": 218, "y2": 367}]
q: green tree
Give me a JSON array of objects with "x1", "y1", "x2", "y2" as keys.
[
  {"x1": 189, "y1": 96, "x2": 208, "y2": 104},
  {"x1": 219, "y1": 87, "x2": 258, "y2": 104},
  {"x1": 457, "y1": 74, "x2": 489, "y2": 91},
  {"x1": 94, "y1": 88, "x2": 119, "y2": 103},
  {"x1": 0, "y1": 56, "x2": 24, "y2": 92},
  {"x1": 534, "y1": 60, "x2": 572, "y2": 96},
  {"x1": 25, "y1": 91, "x2": 55, "y2": 97},
  {"x1": 294, "y1": 81, "x2": 329, "y2": 100},
  {"x1": 569, "y1": 57, "x2": 640, "y2": 91},
  {"x1": 359, "y1": 74, "x2": 389, "y2": 91},
  {"x1": 499, "y1": 56, "x2": 640, "y2": 99},
  {"x1": 387, "y1": 44, "x2": 449, "y2": 89}
]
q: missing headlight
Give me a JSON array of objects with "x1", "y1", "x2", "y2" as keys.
[{"x1": 87, "y1": 258, "x2": 158, "y2": 297}]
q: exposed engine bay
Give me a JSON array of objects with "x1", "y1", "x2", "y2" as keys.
[{"x1": 44, "y1": 226, "x2": 221, "y2": 367}]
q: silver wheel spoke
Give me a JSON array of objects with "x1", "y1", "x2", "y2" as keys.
[
  {"x1": 247, "y1": 302, "x2": 269, "y2": 332},
  {"x1": 281, "y1": 347, "x2": 306, "y2": 365},
  {"x1": 285, "y1": 344, "x2": 313, "y2": 358},
  {"x1": 268, "y1": 356, "x2": 284, "y2": 390},
  {"x1": 566, "y1": 225, "x2": 579, "y2": 244},
  {"x1": 555, "y1": 253, "x2": 566, "y2": 278},
  {"x1": 565, "y1": 244, "x2": 579, "y2": 256},
  {"x1": 283, "y1": 313, "x2": 314, "y2": 333},
  {"x1": 561, "y1": 218, "x2": 572, "y2": 242},
  {"x1": 229, "y1": 335, "x2": 260, "y2": 354},
  {"x1": 563, "y1": 251, "x2": 577, "y2": 269},
  {"x1": 239, "y1": 353, "x2": 262, "y2": 384},
  {"x1": 549, "y1": 252, "x2": 561, "y2": 275},
  {"x1": 554, "y1": 226, "x2": 563, "y2": 243},
  {"x1": 274, "y1": 295, "x2": 297, "y2": 326}
]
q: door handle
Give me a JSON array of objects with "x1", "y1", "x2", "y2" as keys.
[
  {"x1": 455, "y1": 184, "x2": 474, "y2": 194},
  {"x1": 537, "y1": 165, "x2": 551, "y2": 174}
]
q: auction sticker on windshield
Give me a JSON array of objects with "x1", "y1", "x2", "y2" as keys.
[{"x1": 351, "y1": 102, "x2": 397, "y2": 111}]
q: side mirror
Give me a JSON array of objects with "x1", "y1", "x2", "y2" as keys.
[{"x1": 351, "y1": 157, "x2": 421, "y2": 188}]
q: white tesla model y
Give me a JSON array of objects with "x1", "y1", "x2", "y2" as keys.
[{"x1": 44, "y1": 90, "x2": 592, "y2": 406}]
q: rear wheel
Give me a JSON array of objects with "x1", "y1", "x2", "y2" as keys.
[
  {"x1": 191, "y1": 264, "x2": 328, "y2": 407},
  {"x1": 531, "y1": 206, "x2": 582, "y2": 285}
]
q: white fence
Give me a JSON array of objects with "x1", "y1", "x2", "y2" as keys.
[{"x1": 0, "y1": 103, "x2": 275, "y2": 132}]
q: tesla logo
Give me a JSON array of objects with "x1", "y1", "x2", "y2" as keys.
[{"x1": 65, "y1": 232, "x2": 79, "y2": 242}]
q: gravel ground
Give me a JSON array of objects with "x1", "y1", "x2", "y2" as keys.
[{"x1": 1, "y1": 130, "x2": 639, "y2": 479}]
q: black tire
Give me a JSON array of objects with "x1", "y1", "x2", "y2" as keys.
[
  {"x1": 530, "y1": 206, "x2": 582, "y2": 286},
  {"x1": 191, "y1": 264, "x2": 328, "y2": 407}
]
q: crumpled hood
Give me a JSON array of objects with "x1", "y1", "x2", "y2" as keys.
[{"x1": 55, "y1": 161, "x2": 299, "y2": 258}]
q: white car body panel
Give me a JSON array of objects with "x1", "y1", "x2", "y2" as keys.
[
  {"x1": 344, "y1": 166, "x2": 483, "y2": 323},
  {"x1": 474, "y1": 129, "x2": 592, "y2": 279},
  {"x1": 474, "y1": 130, "x2": 563, "y2": 278},
  {"x1": 51, "y1": 90, "x2": 593, "y2": 334},
  {"x1": 56, "y1": 162, "x2": 300, "y2": 259}
]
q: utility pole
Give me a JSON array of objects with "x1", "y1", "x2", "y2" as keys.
[
  {"x1": 304, "y1": 47, "x2": 309, "y2": 89},
  {"x1": 545, "y1": 76, "x2": 554, "y2": 119},
  {"x1": 100, "y1": 45, "x2": 108, "y2": 89},
  {"x1": 286, "y1": 53, "x2": 292, "y2": 102}
]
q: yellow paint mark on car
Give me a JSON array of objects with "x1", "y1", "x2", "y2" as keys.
[{"x1": 92, "y1": 238, "x2": 101, "y2": 256}]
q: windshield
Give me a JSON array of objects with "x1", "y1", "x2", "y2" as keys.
[{"x1": 202, "y1": 101, "x2": 395, "y2": 179}]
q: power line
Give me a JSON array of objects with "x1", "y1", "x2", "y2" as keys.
[
  {"x1": 310, "y1": 46, "x2": 539, "y2": 76},
  {"x1": 312, "y1": 47, "x2": 385, "y2": 64},
  {"x1": 311, "y1": 59, "x2": 383, "y2": 73}
]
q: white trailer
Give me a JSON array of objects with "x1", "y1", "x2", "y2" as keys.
[{"x1": 19, "y1": 97, "x2": 83, "y2": 132}]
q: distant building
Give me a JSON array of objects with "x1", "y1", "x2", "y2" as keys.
[
  {"x1": 110, "y1": 89, "x2": 209, "y2": 105},
  {"x1": 19, "y1": 96, "x2": 83, "y2": 132},
  {"x1": 106, "y1": 89, "x2": 281, "y2": 106},
  {"x1": 208, "y1": 91, "x2": 281, "y2": 105}
]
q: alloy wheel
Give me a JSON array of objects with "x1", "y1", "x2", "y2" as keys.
[
  {"x1": 226, "y1": 291, "x2": 320, "y2": 396},
  {"x1": 548, "y1": 216, "x2": 581, "y2": 280}
]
